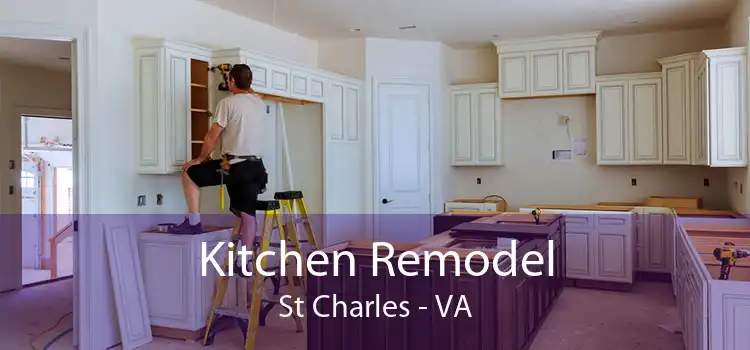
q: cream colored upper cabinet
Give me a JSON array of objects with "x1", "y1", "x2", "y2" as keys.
[
  {"x1": 596, "y1": 79, "x2": 629, "y2": 164},
  {"x1": 658, "y1": 55, "x2": 695, "y2": 165},
  {"x1": 704, "y1": 48, "x2": 747, "y2": 167},
  {"x1": 450, "y1": 83, "x2": 503, "y2": 166},
  {"x1": 494, "y1": 32, "x2": 600, "y2": 99},
  {"x1": 659, "y1": 48, "x2": 747, "y2": 167},
  {"x1": 629, "y1": 77, "x2": 663, "y2": 164},
  {"x1": 134, "y1": 39, "x2": 212, "y2": 174},
  {"x1": 596, "y1": 73, "x2": 662, "y2": 165}
]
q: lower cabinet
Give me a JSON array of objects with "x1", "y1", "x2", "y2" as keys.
[
  {"x1": 520, "y1": 208, "x2": 634, "y2": 284},
  {"x1": 137, "y1": 229, "x2": 231, "y2": 330},
  {"x1": 635, "y1": 212, "x2": 673, "y2": 274}
]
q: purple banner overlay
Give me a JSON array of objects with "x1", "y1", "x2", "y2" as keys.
[{"x1": 8, "y1": 211, "x2": 749, "y2": 349}]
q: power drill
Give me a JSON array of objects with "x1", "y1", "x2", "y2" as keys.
[
  {"x1": 210, "y1": 63, "x2": 234, "y2": 91},
  {"x1": 713, "y1": 242, "x2": 750, "y2": 280},
  {"x1": 530, "y1": 208, "x2": 542, "y2": 225}
]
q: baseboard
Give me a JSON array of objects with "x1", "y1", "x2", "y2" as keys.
[
  {"x1": 635, "y1": 271, "x2": 672, "y2": 283},
  {"x1": 565, "y1": 278, "x2": 634, "y2": 292},
  {"x1": 22, "y1": 275, "x2": 73, "y2": 288}
]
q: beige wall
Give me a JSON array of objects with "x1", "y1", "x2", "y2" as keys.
[
  {"x1": 0, "y1": 60, "x2": 72, "y2": 215},
  {"x1": 445, "y1": 27, "x2": 732, "y2": 210},
  {"x1": 726, "y1": 0, "x2": 750, "y2": 214},
  {"x1": 281, "y1": 103, "x2": 324, "y2": 214}
]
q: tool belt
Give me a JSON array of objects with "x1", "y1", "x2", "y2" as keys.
[{"x1": 224, "y1": 154, "x2": 261, "y2": 161}]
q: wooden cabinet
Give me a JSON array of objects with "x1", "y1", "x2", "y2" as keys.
[
  {"x1": 309, "y1": 217, "x2": 564, "y2": 350},
  {"x1": 450, "y1": 83, "x2": 503, "y2": 166},
  {"x1": 658, "y1": 48, "x2": 747, "y2": 167},
  {"x1": 137, "y1": 228, "x2": 231, "y2": 331},
  {"x1": 494, "y1": 32, "x2": 600, "y2": 98},
  {"x1": 134, "y1": 39, "x2": 212, "y2": 174},
  {"x1": 596, "y1": 73, "x2": 663, "y2": 165}
]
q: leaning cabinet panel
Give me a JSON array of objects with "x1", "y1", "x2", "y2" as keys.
[
  {"x1": 596, "y1": 73, "x2": 663, "y2": 165},
  {"x1": 494, "y1": 32, "x2": 600, "y2": 98},
  {"x1": 450, "y1": 83, "x2": 503, "y2": 166},
  {"x1": 135, "y1": 39, "x2": 212, "y2": 174}
]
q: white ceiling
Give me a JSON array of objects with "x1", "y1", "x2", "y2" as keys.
[
  {"x1": 0, "y1": 37, "x2": 72, "y2": 71},
  {"x1": 201, "y1": 0, "x2": 737, "y2": 48}
]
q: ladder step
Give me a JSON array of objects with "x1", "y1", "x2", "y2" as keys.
[{"x1": 215, "y1": 307, "x2": 252, "y2": 319}]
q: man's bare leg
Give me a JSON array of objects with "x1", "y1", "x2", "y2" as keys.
[
  {"x1": 182, "y1": 170, "x2": 201, "y2": 224},
  {"x1": 169, "y1": 171, "x2": 204, "y2": 234}
]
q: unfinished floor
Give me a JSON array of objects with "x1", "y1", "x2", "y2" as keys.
[{"x1": 2, "y1": 279, "x2": 683, "y2": 350}]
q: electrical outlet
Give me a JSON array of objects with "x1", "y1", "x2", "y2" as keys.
[
  {"x1": 156, "y1": 193, "x2": 163, "y2": 206},
  {"x1": 137, "y1": 195, "x2": 146, "y2": 206},
  {"x1": 631, "y1": 178, "x2": 637, "y2": 186},
  {"x1": 703, "y1": 178, "x2": 710, "y2": 187},
  {"x1": 476, "y1": 177, "x2": 482, "y2": 185}
]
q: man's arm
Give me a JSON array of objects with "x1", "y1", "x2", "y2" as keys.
[
  {"x1": 197, "y1": 123, "x2": 223, "y2": 161},
  {"x1": 195, "y1": 99, "x2": 230, "y2": 161}
]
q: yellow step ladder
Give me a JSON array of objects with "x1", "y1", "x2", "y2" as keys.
[{"x1": 202, "y1": 191, "x2": 319, "y2": 350}]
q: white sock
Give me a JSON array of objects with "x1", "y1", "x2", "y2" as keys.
[{"x1": 188, "y1": 213, "x2": 201, "y2": 225}]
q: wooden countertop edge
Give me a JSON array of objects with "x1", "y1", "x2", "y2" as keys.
[
  {"x1": 683, "y1": 223, "x2": 750, "y2": 235},
  {"x1": 523, "y1": 204, "x2": 635, "y2": 212},
  {"x1": 521, "y1": 204, "x2": 738, "y2": 215}
]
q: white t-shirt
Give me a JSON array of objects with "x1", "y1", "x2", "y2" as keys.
[{"x1": 214, "y1": 93, "x2": 266, "y2": 158}]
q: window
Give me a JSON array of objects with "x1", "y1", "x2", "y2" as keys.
[{"x1": 21, "y1": 170, "x2": 36, "y2": 188}]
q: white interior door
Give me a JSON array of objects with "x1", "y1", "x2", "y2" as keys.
[
  {"x1": 375, "y1": 82, "x2": 431, "y2": 242},
  {"x1": 21, "y1": 159, "x2": 42, "y2": 270}
]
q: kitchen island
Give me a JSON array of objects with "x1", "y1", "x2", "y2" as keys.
[{"x1": 307, "y1": 213, "x2": 565, "y2": 350}]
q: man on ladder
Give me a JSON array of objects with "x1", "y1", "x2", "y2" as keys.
[{"x1": 170, "y1": 63, "x2": 267, "y2": 262}]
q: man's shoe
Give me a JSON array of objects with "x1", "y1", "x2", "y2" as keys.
[{"x1": 168, "y1": 217, "x2": 203, "y2": 235}]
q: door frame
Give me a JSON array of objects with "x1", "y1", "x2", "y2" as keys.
[
  {"x1": 369, "y1": 78, "x2": 434, "y2": 240},
  {"x1": 0, "y1": 21, "x2": 92, "y2": 348}
]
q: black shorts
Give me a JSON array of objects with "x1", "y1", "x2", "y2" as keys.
[{"x1": 186, "y1": 158, "x2": 267, "y2": 216}]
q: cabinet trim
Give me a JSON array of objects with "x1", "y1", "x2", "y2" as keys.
[{"x1": 493, "y1": 31, "x2": 601, "y2": 53}]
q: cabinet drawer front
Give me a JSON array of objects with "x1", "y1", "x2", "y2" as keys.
[
  {"x1": 564, "y1": 214, "x2": 593, "y2": 227},
  {"x1": 597, "y1": 216, "x2": 629, "y2": 226}
]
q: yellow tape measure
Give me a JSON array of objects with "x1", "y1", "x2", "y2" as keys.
[{"x1": 220, "y1": 186, "x2": 225, "y2": 210}]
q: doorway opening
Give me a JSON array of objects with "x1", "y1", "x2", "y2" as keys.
[{"x1": 21, "y1": 115, "x2": 74, "y2": 286}]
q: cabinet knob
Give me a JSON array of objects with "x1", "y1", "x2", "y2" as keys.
[{"x1": 382, "y1": 198, "x2": 393, "y2": 204}]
